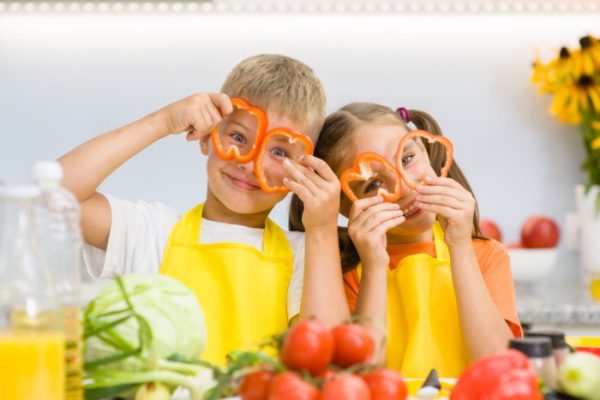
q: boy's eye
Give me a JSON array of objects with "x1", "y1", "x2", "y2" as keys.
[
  {"x1": 231, "y1": 133, "x2": 247, "y2": 144},
  {"x1": 270, "y1": 147, "x2": 289, "y2": 158}
]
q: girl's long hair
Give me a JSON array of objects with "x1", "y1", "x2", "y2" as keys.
[{"x1": 289, "y1": 103, "x2": 485, "y2": 272}]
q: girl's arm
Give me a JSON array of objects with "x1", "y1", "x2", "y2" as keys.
[
  {"x1": 59, "y1": 93, "x2": 232, "y2": 249},
  {"x1": 349, "y1": 196, "x2": 405, "y2": 364},
  {"x1": 415, "y1": 176, "x2": 511, "y2": 361},
  {"x1": 283, "y1": 156, "x2": 349, "y2": 326}
]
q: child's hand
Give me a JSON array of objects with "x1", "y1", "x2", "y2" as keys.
[
  {"x1": 415, "y1": 176, "x2": 475, "y2": 248},
  {"x1": 153, "y1": 93, "x2": 233, "y2": 141},
  {"x1": 348, "y1": 196, "x2": 405, "y2": 270},
  {"x1": 282, "y1": 155, "x2": 340, "y2": 230}
]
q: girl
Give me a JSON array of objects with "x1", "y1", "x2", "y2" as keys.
[{"x1": 289, "y1": 103, "x2": 521, "y2": 378}]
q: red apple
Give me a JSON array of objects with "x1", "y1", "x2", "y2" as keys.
[
  {"x1": 520, "y1": 216, "x2": 560, "y2": 248},
  {"x1": 479, "y1": 219, "x2": 503, "y2": 242}
]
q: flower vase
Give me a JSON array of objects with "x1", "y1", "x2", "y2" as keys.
[{"x1": 575, "y1": 184, "x2": 600, "y2": 301}]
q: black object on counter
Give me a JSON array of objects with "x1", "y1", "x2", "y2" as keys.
[
  {"x1": 526, "y1": 331, "x2": 567, "y2": 350},
  {"x1": 420, "y1": 368, "x2": 441, "y2": 390},
  {"x1": 509, "y1": 337, "x2": 553, "y2": 358}
]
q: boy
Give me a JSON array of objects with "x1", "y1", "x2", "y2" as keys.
[{"x1": 60, "y1": 54, "x2": 349, "y2": 363}]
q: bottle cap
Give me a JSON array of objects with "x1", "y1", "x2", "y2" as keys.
[
  {"x1": 33, "y1": 161, "x2": 63, "y2": 183},
  {"x1": 509, "y1": 337, "x2": 553, "y2": 358},
  {"x1": 526, "y1": 331, "x2": 567, "y2": 349}
]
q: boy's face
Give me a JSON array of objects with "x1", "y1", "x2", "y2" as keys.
[
  {"x1": 338, "y1": 123, "x2": 438, "y2": 238},
  {"x1": 201, "y1": 110, "x2": 310, "y2": 217}
]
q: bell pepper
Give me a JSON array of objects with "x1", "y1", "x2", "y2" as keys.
[
  {"x1": 450, "y1": 350, "x2": 543, "y2": 400},
  {"x1": 395, "y1": 129, "x2": 454, "y2": 189},
  {"x1": 210, "y1": 97, "x2": 269, "y2": 163},
  {"x1": 340, "y1": 152, "x2": 402, "y2": 203},
  {"x1": 254, "y1": 128, "x2": 315, "y2": 194}
]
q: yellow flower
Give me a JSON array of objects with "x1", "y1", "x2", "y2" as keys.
[
  {"x1": 576, "y1": 35, "x2": 600, "y2": 74},
  {"x1": 534, "y1": 47, "x2": 575, "y2": 94},
  {"x1": 592, "y1": 136, "x2": 600, "y2": 150},
  {"x1": 549, "y1": 75, "x2": 600, "y2": 124},
  {"x1": 593, "y1": 121, "x2": 600, "y2": 131}
]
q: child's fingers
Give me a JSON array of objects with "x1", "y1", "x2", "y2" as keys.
[
  {"x1": 417, "y1": 202, "x2": 461, "y2": 220},
  {"x1": 205, "y1": 103, "x2": 223, "y2": 130},
  {"x1": 208, "y1": 93, "x2": 233, "y2": 116},
  {"x1": 372, "y1": 215, "x2": 407, "y2": 236},
  {"x1": 416, "y1": 194, "x2": 465, "y2": 210},
  {"x1": 283, "y1": 177, "x2": 313, "y2": 202},
  {"x1": 351, "y1": 202, "x2": 401, "y2": 228},
  {"x1": 360, "y1": 209, "x2": 405, "y2": 233},
  {"x1": 299, "y1": 155, "x2": 338, "y2": 182},
  {"x1": 283, "y1": 159, "x2": 320, "y2": 196}
]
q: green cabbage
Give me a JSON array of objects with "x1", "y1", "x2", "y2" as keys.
[{"x1": 83, "y1": 274, "x2": 213, "y2": 400}]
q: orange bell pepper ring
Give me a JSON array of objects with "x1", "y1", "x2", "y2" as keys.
[
  {"x1": 254, "y1": 128, "x2": 315, "y2": 194},
  {"x1": 210, "y1": 98, "x2": 269, "y2": 163},
  {"x1": 340, "y1": 152, "x2": 402, "y2": 203},
  {"x1": 395, "y1": 130, "x2": 454, "y2": 189}
]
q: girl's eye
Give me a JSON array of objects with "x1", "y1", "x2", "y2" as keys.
[
  {"x1": 365, "y1": 179, "x2": 383, "y2": 193},
  {"x1": 231, "y1": 133, "x2": 247, "y2": 144},
  {"x1": 401, "y1": 154, "x2": 414, "y2": 166},
  {"x1": 271, "y1": 147, "x2": 289, "y2": 158}
]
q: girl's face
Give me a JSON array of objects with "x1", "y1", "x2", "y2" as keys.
[{"x1": 338, "y1": 122, "x2": 438, "y2": 241}]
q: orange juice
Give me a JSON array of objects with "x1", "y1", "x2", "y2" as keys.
[{"x1": 0, "y1": 330, "x2": 65, "y2": 400}]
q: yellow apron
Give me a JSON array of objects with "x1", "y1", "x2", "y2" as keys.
[
  {"x1": 359, "y1": 222, "x2": 468, "y2": 378},
  {"x1": 160, "y1": 203, "x2": 293, "y2": 365}
]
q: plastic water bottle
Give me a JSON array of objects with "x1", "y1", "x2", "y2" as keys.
[
  {"x1": 0, "y1": 185, "x2": 65, "y2": 399},
  {"x1": 34, "y1": 161, "x2": 84, "y2": 400}
]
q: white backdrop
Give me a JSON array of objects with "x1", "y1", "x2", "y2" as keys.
[{"x1": 0, "y1": 10, "x2": 596, "y2": 262}]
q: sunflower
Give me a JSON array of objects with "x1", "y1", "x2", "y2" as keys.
[
  {"x1": 549, "y1": 75, "x2": 600, "y2": 124},
  {"x1": 592, "y1": 136, "x2": 600, "y2": 150},
  {"x1": 532, "y1": 47, "x2": 575, "y2": 94}
]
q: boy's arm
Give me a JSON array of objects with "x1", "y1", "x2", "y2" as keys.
[
  {"x1": 59, "y1": 93, "x2": 232, "y2": 250},
  {"x1": 283, "y1": 156, "x2": 350, "y2": 326}
]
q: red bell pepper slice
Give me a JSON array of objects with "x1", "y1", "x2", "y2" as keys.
[
  {"x1": 395, "y1": 130, "x2": 454, "y2": 189},
  {"x1": 254, "y1": 128, "x2": 315, "y2": 194},
  {"x1": 340, "y1": 152, "x2": 402, "y2": 203},
  {"x1": 210, "y1": 97, "x2": 269, "y2": 163}
]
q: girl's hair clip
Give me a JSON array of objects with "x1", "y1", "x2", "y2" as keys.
[{"x1": 396, "y1": 107, "x2": 411, "y2": 123}]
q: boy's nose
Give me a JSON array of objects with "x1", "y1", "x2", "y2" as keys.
[{"x1": 238, "y1": 159, "x2": 254, "y2": 172}]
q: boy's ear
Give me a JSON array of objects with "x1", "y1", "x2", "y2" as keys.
[{"x1": 200, "y1": 135, "x2": 211, "y2": 155}]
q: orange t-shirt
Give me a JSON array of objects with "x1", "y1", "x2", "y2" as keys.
[{"x1": 342, "y1": 238, "x2": 523, "y2": 338}]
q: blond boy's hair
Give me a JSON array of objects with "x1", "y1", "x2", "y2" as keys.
[{"x1": 221, "y1": 54, "x2": 326, "y2": 138}]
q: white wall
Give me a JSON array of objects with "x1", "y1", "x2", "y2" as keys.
[{"x1": 0, "y1": 12, "x2": 595, "y2": 259}]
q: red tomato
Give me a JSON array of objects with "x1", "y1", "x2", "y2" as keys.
[
  {"x1": 240, "y1": 370, "x2": 274, "y2": 400},
  {"x1": 331, "y1": 323, "x2": 375, "y2": 368},
  {"x1": 268, "y1": 372, "x2": 319, "y2": 400},
  {"x1": 280, "y1": 319, "x2": 334, "y2": 375},
  {"x1": 479, "y1": 219, "x2": 503, "y2": 242},
  {"x1": 520, "y1": 216, "x2": 560, "y2": 248},
  {"x1": 321, "y1": 374, "x2": 371, "y2": 400},
  {"x1": 363, "y1": 369, "x2": 408, "y2": 400}
]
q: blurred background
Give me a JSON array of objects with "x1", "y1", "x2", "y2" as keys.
[{"x1": 1, "y1": 1, "x2": 599, "y2": 318}]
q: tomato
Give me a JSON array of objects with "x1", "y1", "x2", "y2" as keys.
[
  {"x1": 363, "y1": 369, "x2": 407, "y2": 400},
  {"x1": 240, "y1": 370, "x2": 274, "y2": 400},
  {"x1": 331, "y1": 323, "x2": 375, "y2": 368},
  {"x1": 321, "y1": 374, "x2": 371, "y2": 400},
  {"x1": 280, "y1": 319, "x2": 334, "y2": 375},
  {"x1": 479, "y1": 219, "x2": 503, "y2": 242},
  {"x1": 268, "y1": 372, "x2": 319, "y2": 400},
  {"x1": 520, "y1": 216, "x2": 560, "y2": 248}
]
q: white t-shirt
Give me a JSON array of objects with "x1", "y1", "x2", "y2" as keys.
[{"x1": 83, "y1": 195, "x2": 305, "y2": 320}]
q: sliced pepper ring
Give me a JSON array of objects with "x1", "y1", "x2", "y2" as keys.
[
  {"x1": 340, "y1": 152, "x2": 402, "y2": 203},
  {"x1": 254, "y1": 128, "x2": 315, "y2": 194},
  {"x1": 210, "y1": 97, "x2": 268, "y2": 163},
  {"x1": 395, "y1": 130, "x2": 454, "y2": 189}
]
